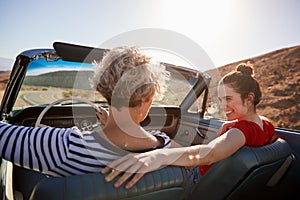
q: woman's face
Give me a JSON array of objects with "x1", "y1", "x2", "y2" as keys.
[{"x1": 217, "y1": 84, "x2": 249, "y2": 121}]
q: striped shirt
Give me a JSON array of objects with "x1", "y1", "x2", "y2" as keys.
[{"x1": 0, "y1": 122, "x2": 171, "y2": 177}]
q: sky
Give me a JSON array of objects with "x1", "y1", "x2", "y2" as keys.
[{"x1": 0, "y1": 0, "x2": 300, "y2": 71}]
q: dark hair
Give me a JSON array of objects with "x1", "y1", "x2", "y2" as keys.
[{"x1": 220, "y1": 62, "x2": 262, "y2": 106}]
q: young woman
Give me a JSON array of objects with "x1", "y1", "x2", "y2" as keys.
[
  {"x1": 0, "y1": 46, "x2": 178, "y2": 176},
  {"x1": 102, "y1": 63, "x2": 275, "y2": 191}
]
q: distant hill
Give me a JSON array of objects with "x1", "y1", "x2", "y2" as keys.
[
  {"x1": 0, "y1": 71, "x2": 10, "y2": 90},
  {"x1": 24, "y1": 70, "x2": 94, "y2": 90},
  {"x1": 205, "y1": 45, "x2": 300, "y2": 130}
]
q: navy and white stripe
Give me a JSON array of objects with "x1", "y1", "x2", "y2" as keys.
[
  {"x1": 0, "y1": 122, "x2": 171, "y2": 176},
  {"x1": 148, "y1": 130, "x2": 172, "y2": 147}
]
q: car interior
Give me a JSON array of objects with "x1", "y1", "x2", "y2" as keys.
[{"x1": 0, "y1": 42, "x2": 299, "y2": 200}]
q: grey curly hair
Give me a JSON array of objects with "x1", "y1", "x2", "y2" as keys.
[{"x1": 93, "y1": 46, "x2": 169, "y2": 109}]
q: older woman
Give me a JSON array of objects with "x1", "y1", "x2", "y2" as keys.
[{"x1": 93, "y1": 46, "x2": 180, "y2": 151}]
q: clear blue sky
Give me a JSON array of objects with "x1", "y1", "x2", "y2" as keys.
[{"x1": 1, "y1": 0, "x2": 300, "y2": 70}]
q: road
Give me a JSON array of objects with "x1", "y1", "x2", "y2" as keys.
[{"x1": 21, "y1": 89, "x2": 63, "y2": 105}]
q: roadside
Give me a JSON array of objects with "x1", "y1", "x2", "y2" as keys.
[{"x1": 0, "y1": 90, "x2": 4, "y2": 102}]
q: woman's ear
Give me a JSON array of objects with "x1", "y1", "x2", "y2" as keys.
[
  {"x1": 143, "y1": 97, "x2": 152, "y2": 104},
  {"x1": 247, "y1": 92, "x2": 255, "y2": 105},
  {"x1": 142, "y1": 95, "x2": 154, "y2": 105}
]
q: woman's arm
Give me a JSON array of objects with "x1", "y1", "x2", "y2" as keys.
[
  {"x1": 102, "y1": 128, "x2": 245, "y2": 189},
  {"x1": 0, "y1": 122, "x2": 66, "y2": 174}
]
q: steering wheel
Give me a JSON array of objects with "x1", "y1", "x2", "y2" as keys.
[{"x1": 35, "y1": 97, "x2": 103, "y2": 131}]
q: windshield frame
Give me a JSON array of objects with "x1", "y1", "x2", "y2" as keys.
[{"x1": 1, "y1": 43, "x2": 211, "y2": 119}]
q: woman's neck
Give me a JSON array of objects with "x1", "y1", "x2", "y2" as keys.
[
  {"x1": 105, "y1": 106, "x2": 141, "y2": 131},
  {"x1": 101, "y1": 106, "x2": 149, "y2": 146}
]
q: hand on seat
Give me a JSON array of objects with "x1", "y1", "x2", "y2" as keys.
[{"x1": 102, "y1": 149, "x2": 165, "y2": 189}]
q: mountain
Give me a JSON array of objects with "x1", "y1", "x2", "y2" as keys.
[
  {"x1": 205, "y1": 45, "x2": 300, "y2": 130},
  {"x1": 24, "y1": 70, "x2": 94, "y2": 90}
]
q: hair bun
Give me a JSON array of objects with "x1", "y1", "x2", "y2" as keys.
[{"x1": 236, "y1": 62, "x2": 254, "y2": 77}]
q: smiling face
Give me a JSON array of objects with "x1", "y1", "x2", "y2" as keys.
[{"x1": 218, "y1": 84, "x2": 250, "y2": 121}]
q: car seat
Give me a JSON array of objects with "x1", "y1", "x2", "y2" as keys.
[
  {"x1": 190, "y1": 138, "x2": 293, "y2": 200},
  {"x1": 29, "y1": 166, "x2": 187, "y2": 200}
]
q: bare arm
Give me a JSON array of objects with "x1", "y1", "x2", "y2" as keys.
[{"x1": 102, "y1": 128, "x2": 245, "y2": 189}]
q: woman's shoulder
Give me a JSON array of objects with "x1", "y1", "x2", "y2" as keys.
[
  {"x1": 235, "y1": 116, "x2": 273, "y2": 127},
  {"x1": 259, "y1": 116, "x2": 275, "y2": 128},
  {"x1": 219, "y1": 118, "x2": 275, "y2": 146},
  {"x1": 232, "y1": 120, "x2": 262, "y2": 133},
  {"x1": 234, "y1": 120, "x2": 254, "y2": 127}
]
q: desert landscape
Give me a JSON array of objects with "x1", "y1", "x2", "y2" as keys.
[
  {"x1": 0, "y1": 45, "x2": 299, "y2": 130},
  {"x1": 0, "y1": 70, "x2": 10, "y2": 100},
  {"x1": 206, "y1": 45, "x2": 300, "y2": 130}
]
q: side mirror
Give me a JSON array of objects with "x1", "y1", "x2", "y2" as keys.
[{"x1": 205, "y1": 102, "x2": 219, "y2": 118}]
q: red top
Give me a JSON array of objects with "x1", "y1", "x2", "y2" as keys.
[{"x1": 199, "y1": 119, "x2": 275, "y2": 175}]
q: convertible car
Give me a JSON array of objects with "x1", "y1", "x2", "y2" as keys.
[{"x1": 0, "y1": 42, "x2": 299, "y2": 200}]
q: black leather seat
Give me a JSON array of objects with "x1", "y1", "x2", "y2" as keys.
[
  {"x1": 29, "y1": 166, "x2": 187, "y2": 200},
  {"x1": 190, "y1": 138, "x2": 293, "y2": 200}
]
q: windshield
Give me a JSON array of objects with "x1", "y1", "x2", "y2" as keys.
[{"x1": 13, "y1": 58, "x2": 199, "y2": 109}]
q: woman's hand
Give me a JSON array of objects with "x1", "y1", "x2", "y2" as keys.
[
  {"x1": 102, "y1": 149, "x2": 164, "y2": 189},
  {"x1": 96, "y1": 107, "x2": 109, "y2": 125}
]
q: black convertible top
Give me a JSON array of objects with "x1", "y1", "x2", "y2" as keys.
[{"x1": 53, "y1": 42, "x2": 107, "y2": 63}]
